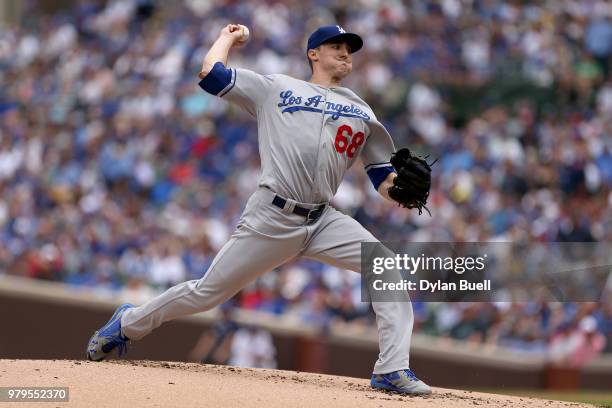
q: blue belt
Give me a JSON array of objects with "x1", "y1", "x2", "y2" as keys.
[{"x1": 271, "y1": 195, "x2": 326, "y2": 224}]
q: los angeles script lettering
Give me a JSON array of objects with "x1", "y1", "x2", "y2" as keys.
[{"x1": 277, "y1": 90, "x2": 370, "y2": 121}]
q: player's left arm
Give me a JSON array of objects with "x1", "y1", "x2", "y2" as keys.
[
  {"x1": 361, "y1": 120, "x2": 397, "y2": 203},
  {"x1": 376, "y1": 172, "x2": 397, "y2": 201},
  {"x1": 362, "y1": 120, "x2": 434, "y2": 213}
]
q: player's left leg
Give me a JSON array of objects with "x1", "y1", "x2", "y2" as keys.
[{"x1": 301, "y1": 206, "x2": 431, "y2": 395}]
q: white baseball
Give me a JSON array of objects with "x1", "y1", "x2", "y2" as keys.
[{"x1": 236, "y1": 25, "x2": 250, "y2": 45}]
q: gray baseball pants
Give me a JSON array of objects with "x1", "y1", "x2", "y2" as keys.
[{"x1": 121, "y1": 187, "x2": 413, "y2": 374}]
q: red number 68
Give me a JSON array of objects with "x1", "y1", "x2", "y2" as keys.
[{"x1": 334, "y1": 124, "x2": 365, "y2": 158}]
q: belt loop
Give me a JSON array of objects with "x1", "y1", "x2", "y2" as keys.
[{"x1": 284, "y1": 199, "x2": 296, "y2": 214}]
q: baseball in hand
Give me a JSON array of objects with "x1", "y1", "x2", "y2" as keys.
[{"x1": 235, "y1": 24, "x2": 250, "y2": 46}]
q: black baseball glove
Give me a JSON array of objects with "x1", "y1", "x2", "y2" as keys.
[{"x1": 388, "y1": 148, "x2": 434, "y2": 215}]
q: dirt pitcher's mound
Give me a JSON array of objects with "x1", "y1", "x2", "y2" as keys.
[{"x1": 0, "y1": 359, "x2": 594, "y2": 408}]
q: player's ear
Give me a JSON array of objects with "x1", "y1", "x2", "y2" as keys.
[{"x1": 307, "y1": 48, "x2": 319, "y2": 63}]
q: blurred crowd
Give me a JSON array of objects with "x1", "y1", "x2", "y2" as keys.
[
  {"x1": 188, "y1": 304, "x2": 277, "y2": 369},
  {"x1": 0, "y1": 0, "x2": 610, "y2": 361}
]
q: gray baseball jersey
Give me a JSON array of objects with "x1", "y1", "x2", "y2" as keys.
[
  {"x1": 119, "y1": 62, "x2": 414, "y2": 375},
  {"x1": 208, "y1": 64, "x2": 396, "y2": 203}
]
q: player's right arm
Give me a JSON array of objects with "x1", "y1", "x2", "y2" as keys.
[
  {"x1": 198, "y1": 24, "x2": 243, "y2": 79},
  {"x1": 198, "y1": 24, "x2": 275, "y2": 116}
]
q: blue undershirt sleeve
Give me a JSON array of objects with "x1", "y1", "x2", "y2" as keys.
[
  {"x1": 366, "y1": 165, "x2": 395, "y2": 191},
  {"x1": 198, "y1": 62, "x2": 235, "y2": 96}
]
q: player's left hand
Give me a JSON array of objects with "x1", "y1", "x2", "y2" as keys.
[{"x1": 387, "y1": 148, "x2": 435, "y2": 215}]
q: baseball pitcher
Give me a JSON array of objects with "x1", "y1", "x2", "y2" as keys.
[{"x1": 87, "y1": 24, "x2": 433, "y2": 395}]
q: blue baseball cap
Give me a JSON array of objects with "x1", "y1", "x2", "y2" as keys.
[{"x1": 307, "y1": 25, "x2": 363, "y2": 53}]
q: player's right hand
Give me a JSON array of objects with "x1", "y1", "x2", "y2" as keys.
[{"x1": 220, "y1": 24, "x2": 246, "y2": 46}]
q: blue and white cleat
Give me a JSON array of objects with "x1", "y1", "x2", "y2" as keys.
[
  {"x1": 371, "y1": 369, "x2": 432, "y2": 395},
  {"x1": 86, "y1": 303, "x2": 133, "y2": 361}
]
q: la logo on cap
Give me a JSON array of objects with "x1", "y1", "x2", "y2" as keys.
[{"x1": 337, "y1": 25, "x2": 346, "y2": 34}]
